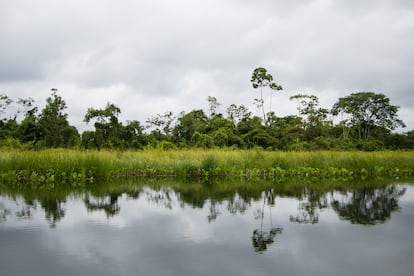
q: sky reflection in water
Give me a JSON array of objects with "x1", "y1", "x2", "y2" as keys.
[{"x1": 1, "y1": 183, "x2": 413, "y2": 276}]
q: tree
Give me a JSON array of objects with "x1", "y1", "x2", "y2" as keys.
[
  {"x1": 122, "y1": 120, "x2": 146, "y2": 149},
  {"x1": 206, "y1": 114, "x2": 235, "y2": 133},
  {"x1": 17, "y1": 113, "x2": 43, "y2": 144},
  {"x1": 38, "y1": 89, "x2": 79, "y2": 147},
  {"x1": 15, "y1": 97, "x2": 37, "y2": 121},
  {"x1": 226, "y1": 104, "x2": 252, "y2": 125},
  {"x1": 84, "y1": 102, "x2": 123, "y2": 148},
  {"x1": 289, "y1": 94, "x2": 331, "y2": 140},
  {"x1": 207, "y1": 96, "x2": 221, "y2": 118},
  {"x1": 173, "y1": 110, "x2": 208, "y2": 144},
  {"x1": 204, "y1": 113, "x2": 239, "y2": 147},
  {"x1": 331, "y1": 92, "x2": 405, "y2": 140},
  {"x1": 265, "y1": 114, "x2": 304, "y2": 149},
  {"x1": 251, "y1": 67, "x2": 283, "y2": 124},
  {"x1": 146, "y1": 111, "x2": 175, "y2": 138},
  {"x1": 242, "y1": 127, "x2": 277, "y2": 149},
  {"x1": 289, "y1": 94, "x2": 329, "y2": 125},
  {"x1": 84, "y1": 102, "x2": 121, "y2": 126},
  {"x1": 0, "y1": 93, "x2": 13, "y2": 121}
]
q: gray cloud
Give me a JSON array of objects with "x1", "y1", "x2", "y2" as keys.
[{"x1": 0, "y1": 0, "x2": 413, "y2": 131}]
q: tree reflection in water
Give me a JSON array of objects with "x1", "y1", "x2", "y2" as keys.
[
  {"x1": 252, "y1": 189, "x2": 283, "y2": 253},
  {"x1": 207, "y1": 200, "x2": 221, "y2": 222},
  {"x1": 227, "y1": 193, "x2": 249, "y2": 215},
  {"x1": 15, "y1": 199, "x2": 36, "y2": 220},
  {"x1": 0, "y1": 183, "x2": 408, "y2": 231},
  {"x1": 289, "y1": 189, "x2": 328, "y2": 224},
  {"x1": 331, "y1": 185, "x2": 406, "y2": 225},
  {"x1": 39, "y1": 196, "x2": 66, "y2": 228},
  {"x1": 144, "y1": 188, "x2": 176, "y2": 210},
  {"x1": 84, "y1": 193, "x2": 121, "y2": 217},
  {"x1": 0, "y1": 205, "x2": 10, "y2": 223}
]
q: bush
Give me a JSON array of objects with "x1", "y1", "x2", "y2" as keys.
[
  {"x1": 158, "y1": 141, "x2": 177, "y2": 151},
  {"x1": 356, "y1": 139, "x2": 384, "y2": 151}
]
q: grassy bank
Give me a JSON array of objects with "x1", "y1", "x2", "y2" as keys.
[{"x1": 1, "y1": 149, "x2": 414, "y2": 188}]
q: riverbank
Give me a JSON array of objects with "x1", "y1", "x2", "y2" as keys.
[{"x1": 1, "y1": 149, "x2": 413, "y2": 188}]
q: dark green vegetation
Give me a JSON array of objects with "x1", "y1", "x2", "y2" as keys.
[
  {"x1": 1, "y1": 149, "x2": 413, "y2": 188},
  {"x1": 1, "y1": 69, "x2": 413, "y2": 188},
  {"x1": 1, "y1": 68, "x2": 413, "y2": 151}
]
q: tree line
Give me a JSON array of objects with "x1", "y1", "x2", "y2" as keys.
[{"x1": 1, "y1": 68, "x2": 412, "y2": 151}]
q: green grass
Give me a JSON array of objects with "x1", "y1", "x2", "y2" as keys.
[{"x1": 1, "y1": 148, "x2": 414, "y2": 188}]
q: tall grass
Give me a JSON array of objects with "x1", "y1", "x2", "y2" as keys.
[{"x1": 1, "y1": 148, "x2": 413, "y2": 188}]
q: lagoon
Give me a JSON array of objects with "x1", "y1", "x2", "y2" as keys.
[{"x1": 1, "y1": 181, "x2": 413, "y2": 276}]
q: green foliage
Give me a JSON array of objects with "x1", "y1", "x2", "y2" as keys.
[
  {"x1": 227, "y1": 104, "x2": 252, "y2": 125},
  {"x1": 17, "y1": 115, "x2": 43, "y2": 144},
  {"x1": 174, "y1": 109, "x2": 208, "y2": 144},
  {"x1": 38, "y1": 90, "x2": 79, "y2": 148},
  {"x1": 1, "y1": 85, "x2": 413, "y2": 152},
  {"x1": 201, "y1": 155, "x2": 221, "y2": 176},
  {"x1": 212, "y1": 128, "x2": 229, "y2": 147},
  {"x1": 158, "y1": 141, "x2": 177, "y2": 150},
  {"x1": 356, "y1": 139, "x2": 384, "y2": 151},
  {"x1": 332, "y1": 92, "x2": 405, "y2": 140},
  {"x1": 194, "y1": 134, "x2": 215, "y2": 149},
  {"x1": 242, "y1": 127, "x2": 277, "y2": 149}
]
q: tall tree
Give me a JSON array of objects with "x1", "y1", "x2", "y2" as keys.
[
  {"x1": 331, "y1": 92, "x2": 405, "y2": 140},
  {"x1": 38, "y1": 89, "x2": 79, "y2": 147},
  {"x1": 250, "y1": 67, "x2": 283, "y2": 124}
]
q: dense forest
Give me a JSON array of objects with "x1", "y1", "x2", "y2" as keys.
[{"x1": 1, "y1": 68, "x2": 413, "y2": 151}]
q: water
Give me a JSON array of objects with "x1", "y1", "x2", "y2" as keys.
[{"x1": 1, "y1": 181, "x2": 413, "y2": 276}]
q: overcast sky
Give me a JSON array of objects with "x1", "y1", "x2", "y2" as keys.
[{"x1": 1, "y1": 0, "x2": 413, "y2": 132}]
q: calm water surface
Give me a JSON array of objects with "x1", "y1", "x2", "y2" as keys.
[{"x1": 1, "y1": 182, "x2": 413, "y2": 276}]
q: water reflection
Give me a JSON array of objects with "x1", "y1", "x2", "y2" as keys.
[
  {"x1": 207, "y1": 200, "x2": 221, "y2": 222},
  {"x1": 331, "y1": 185, "x2": 406, "y2": 225},
  {"x1": 252, "y1": 189, "x2": 283, "y2": 252},
  {"x1": 144, "y1": 188, "x2": 177, "y2": 210},
  {"x1": 0, "y1": 207, "x2": 9, "y2": 222},
  {"x1": 84, "y1": 193, "x2": 121, "y2": 217},
  {"x1": 1, "y1": 181, "x2": 413, "y2": 276},
  {"x1": 290, "y1": 189, "x2": 328, "y2": 224},
  {"x1": 227, "y1": 193, "x2": 249, "y2": 215},
  {"x1": 40, "y1": 196, "x2": 66, "y2": 228},
  {"x1": 0, "y1": 184, "x2": 408, "y2": 228},
  {"x1": 15, "y1": 199, "x2": 36, "y2": 220}
]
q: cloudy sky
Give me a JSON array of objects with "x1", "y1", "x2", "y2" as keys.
[{"x1": 1, "y1": 0, "x2": 413, "y2": 132}]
